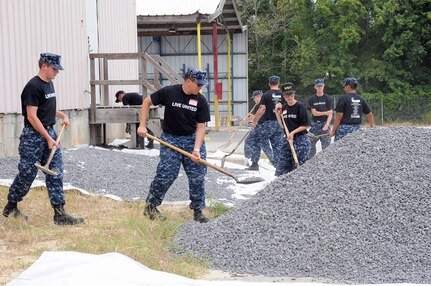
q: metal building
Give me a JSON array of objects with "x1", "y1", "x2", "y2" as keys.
[
  {"x1": 0, "y1": 0, "x2": 248, "y2": 157},
  {"x1": 136, "y1": 0, "x2": 248, "y2": 127},
  {"x1": 0, "y1": 0, "x2": 138, "y2": 157}
]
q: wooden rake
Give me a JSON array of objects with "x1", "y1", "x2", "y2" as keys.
[{"x1": 217, "y1": 104, "x2": 258, "y2": 150}]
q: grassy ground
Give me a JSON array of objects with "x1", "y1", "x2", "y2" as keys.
[{"x1": 0, "y1": 186, "x2": 212, "y2": 285}]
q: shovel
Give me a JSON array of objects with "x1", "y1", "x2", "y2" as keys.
[
  {"x1": 221, "y1": 129, "x2": 252, "y2": 167},
  {"x1": 146, "y1": 134, "x2": 264, "y2": 184},
  {"x1": 35, "y1": 125, "x2": 65, "y2": 176},
  {"x1": 217, "y1": 104, "x2": 257, "y2": 150},
  {"x1": 308, "y1": 132, "x2": 330, "y2": 141}
]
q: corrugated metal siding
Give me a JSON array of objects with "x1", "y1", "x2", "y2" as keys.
[
  {"x1": 138, "y1": 31, "x2": 249, "y2": 117},
  {"x1": 0, "y1": 0, "x2": 89, "y2": 114},
  {"x1": 97, "y1": 0, "x2": 139, "y2": 104}
]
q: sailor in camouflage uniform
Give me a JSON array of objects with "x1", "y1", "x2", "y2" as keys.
[
  {"x1": 138, "y1": 67, "x2": 210, "y2": 223},
  {"x1": 244, "y1": 90, "x2": 274, "y2": 169},
  {"x1": 2, "y1": 53, "x2": 84, "y2": 225},
  {"x1": 276, "y1": 82, "x2": 311, "y2": 175},
  {"x1": 330, "y1": 77, "x2": 375, "y2": 141},
  {"x1": 307, "y1": 78, "x2": 333, "y2": 158},
  {"x1": 251, "y1": 76, "x2": 286, "y2": 176}
]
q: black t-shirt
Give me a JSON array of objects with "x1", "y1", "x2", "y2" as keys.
[
  {"x1": 281, "y1": 101, "x2": 310, "y2": 136},
  {"x1": 259, "y1": 89, "x2": 283, "y2": 122},
  {"x1": 123, "y1": 92, "x2": 143, "y2": 106},
  {"x1": 150, "y1": 84, "x2": 210, "y2": 136},
  {"x1": 252, "y1": 103, "x2": 265, "y2": 124},
  {"x1": 307, "y1": 93, "x2": 334, "y2": 122},
  {"x1": 335, "y1": 92, "x2": 371, "y2": 125},
  {"x1": 21, "y1": 76, "x2": 56, "y2": 127}
]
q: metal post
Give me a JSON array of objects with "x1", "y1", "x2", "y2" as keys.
[
  {"x1": 227, "y1": 32, "x2": 232, "y2": 129},
  {"x1": 213, "y1": 22, "x2": 220, "y2": 131}
]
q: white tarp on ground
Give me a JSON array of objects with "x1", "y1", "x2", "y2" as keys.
[{"x1": 7, "y1": 251, "x2": 424, "y2": 286}]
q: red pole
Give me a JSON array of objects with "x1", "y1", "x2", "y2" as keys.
[{"x1": 213, "y1": 22, "x2": 219, "y2": 130}]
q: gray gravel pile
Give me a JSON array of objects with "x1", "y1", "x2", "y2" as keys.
[
  {"x1": 0, "y1": 146, "x2": 248, "y2": 204},
  {"x1": 174, "y1": 126, "x2": 431, "y2": 284}
]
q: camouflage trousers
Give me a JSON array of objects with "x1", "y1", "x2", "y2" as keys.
[
  {"x1": 335, "y1": 124, "x2": 360, "y2": 141},
  {"x1": 146, "y1": 132, "x2": 207, "y2": 210},
  {"x1": 244, "y1": 128, "x2": 274, "y2": 163},
  {"x1": 247, "y1": 120, "x2": 285, "y2": 176},
  {"x1": 8, "y1": 126, "x2": 65, "y2": 206},
  {"x1": 278, "y1": 133, "x2": 311, "y2": 175},
  {"x1": 309, "y1": 121, "x2": 331, "y2": 158}
]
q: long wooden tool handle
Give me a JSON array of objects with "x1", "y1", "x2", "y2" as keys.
[
  {"x1": 226, "y1": 129, "x2": 252, "y2": 157},
  {"x1": 218, "y1": 104, "x2": 257, "y2": 149},
  {"x1": 146, "y1": 134, "x2": 239, "y2": 181},
  {"x1": 45, "y1": 125, "x2": 66, "y2": 166},
  {"x1": 278, "y1": 111, "x2": 299, "y2": 166}
]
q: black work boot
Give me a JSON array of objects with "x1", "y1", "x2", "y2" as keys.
[
  {"x1": 53, "y1": 205, "x2": 84, "y2": 225},
  {"x1": 143, "y1": 203, "x2": 166, "y2": 221},
  {"x1": 247, "y1": 162, "x2": 259, "y2": 171},
  {"x1": 193, "y1": 209, "x2": 209, "y2": 223},
  {"x1": 3, "y1": 201, "x2": 28, "y2": 220},
  {"x1": 145, "y1": 141, "x2": 154, "y2": 149}
]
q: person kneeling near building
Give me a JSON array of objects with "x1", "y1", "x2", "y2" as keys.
[
  {"x1": 115, "y1": 90, "x2": 155, "y2": 149},
  {"x1": 276, "y1": 82, "x2": 311, "y2": 175}
]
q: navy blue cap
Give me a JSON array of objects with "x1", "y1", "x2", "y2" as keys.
[
  {"x1": 280, "y1": 82, "x2": 296, "y2": 94},
  {"x1": 251, "y1": 90, "x2": 263, "y2": 99},
  {"x1": 39, "y1": 53, "x2": 64, "y2": 70},
  {"x1": 344, "y1": 77, "x2": 357, "y2": 87},
  {"x1": 268, "y1": 75, "x2": 280, "y2": 83},
  {"x1": 314, "y1": 78, "x2": 325, "y2": 86},
  {"x1": 185, "y1": 67, "x2": 208, "y2": 86}
]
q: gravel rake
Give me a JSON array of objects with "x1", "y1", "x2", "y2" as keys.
[
  {"x1": 221, "y1": 128, "x2": 252, "y2": 168},
  {"x1": 217, "y1": 104, "x2": 258, "y2": 150},
  {"x1": 146, "y1": 134, "x2": 264, "y2": 184}
]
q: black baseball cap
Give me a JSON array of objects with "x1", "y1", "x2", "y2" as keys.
[{"x1": 280, "y1": 82, "x2": 296, "y2": 94}]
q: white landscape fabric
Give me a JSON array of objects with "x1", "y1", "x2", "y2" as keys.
[{"x1": 7, "y1": 251, "x2": 423, "y2": 286}]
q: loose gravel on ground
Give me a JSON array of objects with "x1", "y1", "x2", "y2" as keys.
[
  {"x1": 174, "y1": 126, "x2": 431, "y2": 284},
  {"x1": 0, "y1": 146, "x2": 250, "y2": 205}
]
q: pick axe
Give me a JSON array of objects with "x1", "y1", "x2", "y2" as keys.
[{"x1": 35, "y1": 125, "x2": 65, "y2": 176}]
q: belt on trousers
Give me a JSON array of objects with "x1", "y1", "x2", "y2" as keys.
[{"x1": 24, "y1": 123, "x2": 54, "y2": 129}]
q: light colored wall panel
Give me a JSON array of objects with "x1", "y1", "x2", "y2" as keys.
[
  {"x1": 97, "y1": 0, "x2": 139, "y2": 104},
  {"x1": 0, "y1": 0, "x2": 89, "y2": 114}
]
